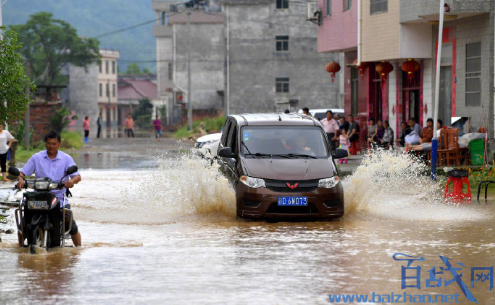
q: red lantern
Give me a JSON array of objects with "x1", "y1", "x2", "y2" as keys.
[
  {"x1": 401, "y1": 58, "x2": 420, "y2": 82},
  {"x1": 353, "y1": 60, "x2": 369, "y2": 78},
  {"x1": 375, "y1": 61, "x2": 394, "y2": 83},
  {"x1": 177, "y1": 94, "x2": 183, "y2": 101},
  {"x1": 325, "y1": 61, "x2": 341, "y2": 83}
]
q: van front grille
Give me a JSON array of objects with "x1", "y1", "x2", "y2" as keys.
[{"x1": 264, "y1": 179, "x2": 319, "y2": 193}]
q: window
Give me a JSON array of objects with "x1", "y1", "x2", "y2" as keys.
[
  {"x1": 105, "y1": 61, "x2": 109, "y2": 74},
  {"x1": 99, "y1": 62, "x2": 102, "y2": 73},
  {"x1": 106, "y1": 83, "x2": 109, "y2": 97},
  {"x1": 276, "y1": 0, "x2": 288, "y2": 9},
  {"x1": 344, "y1": 0, "x2": 352, "y2": 11},
  {"x1": 370, "y1": 0, "x2": 387, "y2": 15},
  {"x1": 326, "y1": 0, "x2": 331, "y2": 16},
  {"x1": 276, "y1": 36, "x2": 289, "y2": 52},
  {"x1": 112, "y1": 84, "x2": 116, "y2": 97},
  {"x1": 466, "y1": 42, "x2": 481, "y2": 107},
  {"x1": 276, "y1": 78, "x2": 289, "y2": 93},
  {"x1": 99, "y1": 83, "x2": 102, "y2": 97},
  {"x1": 161, "y1": 12, "x2": 167, "y2": 25},
  {"x1": 168, "y1": 62, "x2": 173, "y2": 80},
  {"x1": 112, "y1": 61, "x2": 116, "y2": 74}
]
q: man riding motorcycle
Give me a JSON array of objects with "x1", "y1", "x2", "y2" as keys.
[{"x1": 17, "y1": 131, "x2": 82, "y2": 247}]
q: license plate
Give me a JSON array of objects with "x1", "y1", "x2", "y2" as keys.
[
  {"x1": 28, "y1": 201, "x2": 48, "y2": 210},
  {"x1": 278, "y1": 196, "x2": 308, "y2": 206}
]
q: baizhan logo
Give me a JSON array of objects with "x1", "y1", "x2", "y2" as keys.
[{"x1": 393, "y1": 253, "x2": 493, "y2": 303}]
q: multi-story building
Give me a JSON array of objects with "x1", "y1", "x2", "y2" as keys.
[
  {"x1": 317, "y1": 0, "x2": 494, "y2": 150},
  {"x1": 152, "y1": 1, "x2": 224, "y2": 126},
  {"x1": 98, "y1": 49, "x2": 120, "y2": 128},
  {"x1": 221, "y1": 0, "x2": 340, "y2": 114}
]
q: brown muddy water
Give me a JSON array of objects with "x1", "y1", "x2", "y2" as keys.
[{"x1": 0, "y1": 151, "x2": 494, "y2": 304}]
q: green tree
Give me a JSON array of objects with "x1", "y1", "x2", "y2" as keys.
[
  {"x1": 0, "y1": 26, "x2": 36, "y2": 124},
  {"x1": 126, "y1": 62, "x2": 141, "y2": 75},
  {"x1": 142, "y1": 67, "x2": 151, "y2": 74},
  {"x1": 132, "y1": 98, "x2": 153, "y2": 128},
  {"x1": 10, "y1": 12, "x2": 100, "y2": 86}
]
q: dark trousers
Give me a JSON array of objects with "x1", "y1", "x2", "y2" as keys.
[
  {"x1": 126, "y1": 129, "x2": 135, "y2": 138},
  {"x1": 84, "y1": 130, "x2": 89, "y2": 138},
  {"x1": 97, "y1": 125, "x2": 101, "y2": 138},
  {"x1": 0, "y1": 152, "x2": 6, "y2": 172},
  {"x1": 326, "y1": 133, "x2": 336, "y2": 152},
  {"x1": 349, "y1": 134, "x2": 359, "y2": 143}
]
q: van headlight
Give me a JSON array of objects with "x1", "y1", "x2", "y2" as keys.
[
  {"x1": 240, "y1": 176, "x2": 266, "y2": 188},
  {"x1": 318, "y1": 177, "x2": 340, "y2": 189}
]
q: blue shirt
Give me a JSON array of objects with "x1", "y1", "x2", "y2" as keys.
[{"x1": 21, "y1": 150, "x2": 81, "y2": 207}]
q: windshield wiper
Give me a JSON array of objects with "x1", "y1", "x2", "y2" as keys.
[
  {"x1": 284, "y1": 153, "x2": 318, "y2": 159},
  {"x1": 244, "y1": 153, "x2": 290, "y2": 159}
]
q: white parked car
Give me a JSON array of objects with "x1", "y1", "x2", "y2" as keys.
[
  {"x1": 194, "y1": 133, "x2": 222, "y2": 157},
  {"x1": 298, "y1": 108, "x2": 344, "y2": 121}
]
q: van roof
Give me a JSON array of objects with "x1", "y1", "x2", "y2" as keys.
[{"x1": 229, "y1": 113, "x2": 320, "y2": 126}]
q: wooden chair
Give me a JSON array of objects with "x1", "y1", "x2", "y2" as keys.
[{"x1": 443, "y1": 128, "x2": 461, "y2": 166}]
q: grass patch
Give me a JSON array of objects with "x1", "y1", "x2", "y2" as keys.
[
  {"x1": 61, "y1": 131, "x2": 83, "y2": 149},
  {"x1": 16, "y1": 146, "x2": 44, "y2": 163},
  {"x1": 14, "y1": 131, "x2": 83, "y2": 163},
  {"x1": 174, "y1": 116, "x2": 225, "y2": 139}
]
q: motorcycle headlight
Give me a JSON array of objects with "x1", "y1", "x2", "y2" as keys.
[
  {"x1": 240, "y1": 176, "x2": 266, "y2": 188},
  {"x1": 318, "y1": 177, "x2": 340, "y2": 189},
  {"x1": 34, "y1": 179, "x2": 51, "y2": 191}
]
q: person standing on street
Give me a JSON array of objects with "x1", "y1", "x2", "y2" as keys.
[
  {"x1": 83, "y1": 116, "x2": 90, "y2": 143},
  {"x1": 96, "y1": 112, "x2": 102, "y2": 138},
  {"x1": 153, "y1": 115, "x2": 162, "y2": 142},
  {"x1": 320, "y1": 110, "x2": 340, "y2": 152},
  {"x1": 0, "y1": 124, "x2": 14, "y2": 182},
  {"x1": 125, "y1": 114, "x2": 135, "y2": 138}
]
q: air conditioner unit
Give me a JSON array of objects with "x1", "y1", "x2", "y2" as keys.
[{"x1": 306, "y1": 2, "x2": 321, "y2": 26}]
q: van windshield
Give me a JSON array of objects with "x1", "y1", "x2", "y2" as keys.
[{"x1": 240, "y1": 126, "x2": 329, "y2": 158}]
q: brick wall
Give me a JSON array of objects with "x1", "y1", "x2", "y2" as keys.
[{"x1": 10, "y1": 102, "x2": 62, "y2": 143}]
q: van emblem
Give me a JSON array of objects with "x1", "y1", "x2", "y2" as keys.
[{"x1": 286, "y1": 183, "x2": 299, "y2": 189}]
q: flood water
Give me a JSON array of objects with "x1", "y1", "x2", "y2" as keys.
[{"x1": 1, "y1": 149, "x2": 494, "y2": 304}]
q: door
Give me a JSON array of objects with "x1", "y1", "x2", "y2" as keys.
[{"x1": 439, "y1": 66, "x2": 453, "y2": 125}]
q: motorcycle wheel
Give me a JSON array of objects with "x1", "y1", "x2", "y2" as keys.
[{"x1": 29, "y1": 227, "x2": 44, "y2": 254}]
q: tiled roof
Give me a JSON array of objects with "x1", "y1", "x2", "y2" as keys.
[
  {"x1": 118, "y1": 79, "x2": 157, "y2": 100},
  {"x1": 168, "y1": 11, "x2": 223, "y2": 24}
]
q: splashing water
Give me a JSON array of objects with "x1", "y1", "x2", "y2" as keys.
[
  {"x1": 342, "y1": 149, "x2": 486, "y2": 222},
  {"x1": 74, "y1": 153, "x2": 236, "y2": 225}
]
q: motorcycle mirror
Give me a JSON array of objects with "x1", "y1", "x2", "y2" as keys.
[
  {"x1": 66, "y1": 166, "x2": 78, "y2": 175},
  {"x1": 8, "y1": 167, "x2": 20, "y2": 177}
]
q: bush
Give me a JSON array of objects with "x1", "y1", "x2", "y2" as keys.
[
  {"x1": 50, "y1": 107, "x2": 78, "y2": 133},
  {"x1": 174, "y1": 115, "x2": 226, "y2": 138},
  {"x1": 12, "y1": 119, "x2": 35, "y2": 149},
  {"x1": 136, "y1": 114, "x2": 152, "y2": 129},
  {"x1": 60, "y1": 131, "x2": 83, "y2": 149}
]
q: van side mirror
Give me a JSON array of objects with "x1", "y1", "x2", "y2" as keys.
[
  {"x1": 332, "y1": 148, "x2": 348, "y2": 159},
  {"x1": 8, "y1": 167, "x2": 20, "y2": 177},
  {"x1": 67, "y1": 165, "x2": 78, "y2": 175},
  {"x1": 219, "y1": 147, "x2": 236, "y2": 158}
]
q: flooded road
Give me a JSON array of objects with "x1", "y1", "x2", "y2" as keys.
[{"x1": 1, "y1": 145, "x2": 494, "y2": 304}]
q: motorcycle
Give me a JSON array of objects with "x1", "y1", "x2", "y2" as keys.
[{"x1": 8, "y1": 165, "x2": 78, "y2": 254}]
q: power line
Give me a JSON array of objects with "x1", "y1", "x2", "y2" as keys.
[{"x1": 92, "y1": 13, "x2": 179, "y2": 39}]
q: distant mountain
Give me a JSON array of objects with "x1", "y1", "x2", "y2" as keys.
[{"x1": 2, "y1": 0, "x2": 171, "y2": 73}]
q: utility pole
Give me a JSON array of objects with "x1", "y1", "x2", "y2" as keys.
[
  {"x1": 24, "y1": 60, "x2": 31, "y2": 149},
  {"x1": 187, "y1": 11, "x2": 193, "y2": 131},
  {"x1": 431, "y1": 0, "x2": 446, "y2": 180}
]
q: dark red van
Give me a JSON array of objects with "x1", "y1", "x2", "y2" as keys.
[{"x1": 217, "y1": 113, "x2": 347, "y2": 220}]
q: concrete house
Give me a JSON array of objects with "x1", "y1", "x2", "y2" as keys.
[
  {"x1": 220, "y1": 0, "x2": 341, "y2": 114},
  {"x1": 152, "y1": 1, "x2": 224, "y2": 126}
]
